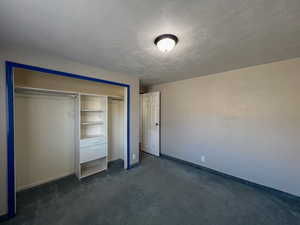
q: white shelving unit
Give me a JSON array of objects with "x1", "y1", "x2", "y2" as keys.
[{"x1": 76, "y1": 94, "x2": 108, "y2": 179}]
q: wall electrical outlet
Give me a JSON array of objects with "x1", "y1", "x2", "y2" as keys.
[{"x1": 201, "y1": 155, "x2": 206, "y2": 163}]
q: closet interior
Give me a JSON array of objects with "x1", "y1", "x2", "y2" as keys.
[{"x1": 14, "y1": 68, "x2": 126, "y2": 191}]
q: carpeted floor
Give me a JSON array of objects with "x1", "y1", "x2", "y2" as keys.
[{"x1": 2, "y1": 153, "x2": 300, "y2": 225}]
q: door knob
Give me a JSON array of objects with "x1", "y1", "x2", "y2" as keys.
[{"x1": 155, "y1": 123, "x2": 159, "y2": 126}]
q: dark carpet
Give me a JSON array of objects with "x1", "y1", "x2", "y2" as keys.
[{"x1": 2, "y1": 153, "x2": 300, "y2": 225}]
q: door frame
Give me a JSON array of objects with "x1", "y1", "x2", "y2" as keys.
[{"x1": 5, "y1": 61, "x2": 131, "y2": 218}]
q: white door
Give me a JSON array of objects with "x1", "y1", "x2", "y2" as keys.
[{"x1": 141, "y1": 92, "x2": 160, "y2": 156}]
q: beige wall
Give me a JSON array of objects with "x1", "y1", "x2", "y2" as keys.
[
  {"x1": 0, "y1": 46, "x2": 140, "y2": 216},
  {"x1": 150, "y1": 58, "x2": 300, "y2": 196}
]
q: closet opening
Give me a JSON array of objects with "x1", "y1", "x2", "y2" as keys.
[{"x1": 6, "y1": 62, "x2": 130, "y2": 217}]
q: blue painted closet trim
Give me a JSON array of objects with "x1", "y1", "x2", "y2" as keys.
[{"x1": 6, "y1": 62, "x2": 15, "y2": 218}]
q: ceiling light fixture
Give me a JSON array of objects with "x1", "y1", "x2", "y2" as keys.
[{"x1": 154, "y1": 34, "x2": 178, "y2": 53}]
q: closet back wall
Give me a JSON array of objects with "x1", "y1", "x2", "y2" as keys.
[
  {"x1": 108, "y1": 99, "x2": 124, "y2": 162},
  {"x1": 15, "y1": 93, "x2": 76, "y2": 191},
  {"x1": 14, "y1": 68, "x2": 125, "y2": 97}
]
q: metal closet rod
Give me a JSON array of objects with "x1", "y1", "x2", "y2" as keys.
[
  {"x1": 15, "y1": 87, "x2": 78, "y2": 97},
  {"x1": 109, "y1": 97, "x2": 124, "y2": 101}
]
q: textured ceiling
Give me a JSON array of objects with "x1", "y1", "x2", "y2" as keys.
[{"x1": 1, "y1": 0, "x2": 300, "y2": 86}]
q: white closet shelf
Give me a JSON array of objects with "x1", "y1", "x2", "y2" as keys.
[
  {"x1": 80, "y1": 92, "x2": 124, "y2": 99},
  {"x1": 81, "y1": 121, "x2": 104, "y2": 125},
  {"x1": 80, "y1": 168, "x2": 104, "y2": 178},
  {"x1": 80, "y1": 134, "x2": 105, "y2": 140},
  {"x1": 80, "y1": 155, "x2": 107, "y2": 165},
  {"x1": 80, "y1": 109, "x2": 104, "y2": 112}
]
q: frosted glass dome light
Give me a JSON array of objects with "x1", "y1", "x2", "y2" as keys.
[{"x1": 154, "y1": 34, "x2": 178, "y2": 53}]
